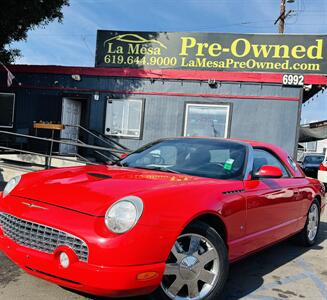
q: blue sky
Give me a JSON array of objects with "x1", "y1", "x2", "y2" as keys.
[{"x1": 10, "y1": 0, "x2": 327, "y2": 123}]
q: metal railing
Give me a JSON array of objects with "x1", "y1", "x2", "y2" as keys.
[
  {"x1": 0, "y1": 129, "x2": 129, "y2": 170},
  {"x1": 0, "y1": 145, "x2": 95, "y2": 167},
  {"x1": 65, "y1": 124, "x2": 128, "y2": 151},
  {"x1": 76, "y1": 138, "x2": 114, "y2": 163}
]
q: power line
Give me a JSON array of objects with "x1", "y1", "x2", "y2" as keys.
[
  {"x1": 23, "y1": 19, "x2": 280, "y2": 37},
  {"x1": 81, "y1": 35, "x2": 94, "y2": 58}
]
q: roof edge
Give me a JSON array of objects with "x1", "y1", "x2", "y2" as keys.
[{"x1": 1, "y1": 64, "x2": 327, "y2": 85}]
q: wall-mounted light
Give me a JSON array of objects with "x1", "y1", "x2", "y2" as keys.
[
  {"x1": 71, "y1": 74, "x2": 81, "y2": 81},
  {"x1": 208, "y1": 79, "x2": 218, "y2": 88},
  {"x1": 94, "y1": 92, "x2": 100, "y2": 101}
]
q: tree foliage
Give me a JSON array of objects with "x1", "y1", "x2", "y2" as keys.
[{"x1": 0, "y1": 0, "x2": 69, "y2": 63}]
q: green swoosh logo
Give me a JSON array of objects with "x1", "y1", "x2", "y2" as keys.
[{"x1": 103, "y1": 33, "x2": 167, "y2": 49}]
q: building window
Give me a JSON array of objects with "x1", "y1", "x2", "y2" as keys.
[
  {"x1": 0, "y1": 93, "x2": 15, "y2": 128},
  {"x1": 105, "y1": 98, "x2": 144, "y2": 138},
  {"x1": 183, "y1": 103, "x2": 230, "y2": 138},
  {"x1": 304, "y1": 141, "x2": 317, "y2": 152}
]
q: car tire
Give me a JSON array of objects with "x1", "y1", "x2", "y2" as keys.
[
  {"x1": 150, "y1": 221, "x2": 229, "y2": 300},
  {"x1": 295, "y1": 199, "x2": 320, "y2": 246}
]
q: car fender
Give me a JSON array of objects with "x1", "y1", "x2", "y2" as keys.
[{"x1": 131, "y1": 182, "x2": 246, "y2": 262}]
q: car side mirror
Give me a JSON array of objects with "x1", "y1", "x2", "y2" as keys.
[{"x1": 254, "y1": 165, "x2": 283, "y2": 179}]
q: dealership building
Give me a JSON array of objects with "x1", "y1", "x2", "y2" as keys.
[{"x1": 0, "y1": 31, "x2": 326, "y2": 157}]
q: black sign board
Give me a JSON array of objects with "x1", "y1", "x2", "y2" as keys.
[{"x1": 95, "y1": 31, "x2": 327, "y2": 75}]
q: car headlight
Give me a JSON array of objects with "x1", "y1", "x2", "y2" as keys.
[
  {"x1": 3, "y1": 175, "x2": 21, "y2": 198},
  {"x1": 105, "y1": 196, "x2": 143, "y2": 234}
]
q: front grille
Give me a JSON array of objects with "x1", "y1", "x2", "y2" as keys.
[{"x1": 0, "y1": 212, "x2": 88, "y2": 262}]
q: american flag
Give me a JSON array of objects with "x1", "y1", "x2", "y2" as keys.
[{"x1": 0, "y1": 62, "x2": 15, "y2": 87}]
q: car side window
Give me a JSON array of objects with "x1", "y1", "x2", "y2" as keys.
[
  {"x1": 287, "y1": 155, "x2": 300, "y2": 172},
  {"x1": 253, "y1": 148, "x2": 290, "y2": 178}
]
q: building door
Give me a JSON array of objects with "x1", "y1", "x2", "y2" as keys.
[{"x1": 60, "y1": 98, "x2": 82, "y2": 154}]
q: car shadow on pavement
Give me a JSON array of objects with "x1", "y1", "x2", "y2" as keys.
[
  {"x1": 70, "y1": 221, "x2": 327, "y2": 300},
  {"x1": 0, "y1": 252, "x2": 22, "y2": 289},
  {"x1": 220, "y1": 220, "x2": 327, "y2": 300}
]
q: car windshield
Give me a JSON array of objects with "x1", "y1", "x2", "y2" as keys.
[
  {"x1": 119, "y1": 138, "x2": 247, "y2": 180},
  {"x1": 303, "y1": 155, "x2": 324, "y2": 164}
]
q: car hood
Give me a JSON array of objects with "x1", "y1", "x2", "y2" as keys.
[{"x1": 11, "y1": 165, "x2": 208, "y2": 216}]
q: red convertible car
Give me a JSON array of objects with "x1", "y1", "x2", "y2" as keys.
[{"x1": 0, "y1": 138, "x2": 325, "y2": 300}]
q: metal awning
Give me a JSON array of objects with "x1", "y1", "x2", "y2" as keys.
[{"x1": 299, "y1": 120, "x2": 327, "y2": 143}]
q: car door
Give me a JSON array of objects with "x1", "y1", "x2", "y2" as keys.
[{"x1": 243, "y1": 148, "x2": 300, "y2": 253}]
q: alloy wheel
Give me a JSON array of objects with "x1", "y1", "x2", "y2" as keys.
[
  {"x1": 161, "y1": 233, "x2": 219, "y2": 300},
  {"x1": 307, "y1": 203, "x2": 319, "y2": 241}
]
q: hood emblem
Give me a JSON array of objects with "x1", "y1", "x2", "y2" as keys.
[{"x1": 22, "y1": 202, "x2": 48, "y2": 210}]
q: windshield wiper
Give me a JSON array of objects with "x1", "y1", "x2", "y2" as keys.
[
  {"x1": 112, "y1": 163, "x2": 182, "y2": 174},
  {"x1": 133, "y1": 166, "x2": 182, "y2": 174},
  {"x1": 112, "y1": 160, "x2": 128, "y2": 167}
]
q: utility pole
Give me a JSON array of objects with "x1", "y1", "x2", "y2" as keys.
[
  {"x1": 279, "y1": 0, "x2": 286, "y2": 34},
  {"x1": 274, "y1": 0, "x2": 295, "y2": 34}
]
